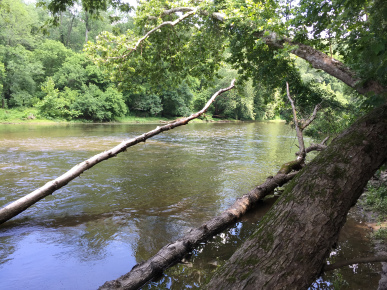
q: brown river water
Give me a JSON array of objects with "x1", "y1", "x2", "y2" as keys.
[{"x1": 0, "y1": 122, "x2": 381, "y2": 289}]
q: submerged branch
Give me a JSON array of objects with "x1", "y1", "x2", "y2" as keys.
[
  {"x1": 99, "y1": 171, "x2": 298, "y2": 290},
  {"x1": 0, "y1": 80, "x2": 236, "y2": 225}
]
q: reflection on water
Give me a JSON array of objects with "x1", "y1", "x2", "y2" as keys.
[{"x1": 0, "y1": 122, "x2": 379, "y2": 289}]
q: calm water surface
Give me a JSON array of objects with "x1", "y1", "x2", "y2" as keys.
[{"x1": 0, "y1": 122, "x2": 380, "y2": 289}]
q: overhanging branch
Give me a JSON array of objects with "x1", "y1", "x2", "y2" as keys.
[
  {"x1": 108, "y1": 8, "x2": 198, "y2": 60},
  {"x1": 0, "y1": 80, "x2": 236, "y2": 225}
]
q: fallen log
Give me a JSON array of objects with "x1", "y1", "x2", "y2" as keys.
[
  {"x1": 0, "y1": 80, "x2": 235, "y2": 225},
  {"x1": 98, "y1": 170, "x2": 298, "y2": 290}
]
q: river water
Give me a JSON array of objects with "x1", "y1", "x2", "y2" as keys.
[{"x1": 0, "y1": 122, "x2": 380, "y2": 289}]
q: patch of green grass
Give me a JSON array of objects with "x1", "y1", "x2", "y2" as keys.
[
  {"x1": 115, "y1": 115, "x2": 172, "y2": 123},
  {"x1": 374, "y1": 227, "x2": 387, "y2": 240},
  {"x1": 0, "y1": 108, "x2": 50, "y2": 123},
  {"x1": 364, "y1": 183, "x2": 387, "y2": 214}
]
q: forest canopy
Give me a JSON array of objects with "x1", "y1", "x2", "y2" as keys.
[{"x1": 1, "y1": 0, "x2": 384, "y2": 137}]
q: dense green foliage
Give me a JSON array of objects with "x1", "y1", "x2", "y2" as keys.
[{"x1": 1, "y1": 0, "x2": 385, "y2": 132}]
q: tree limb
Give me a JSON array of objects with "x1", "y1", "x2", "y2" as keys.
[
  {"x1": 301, "y1": 103, "x2": 321, "y2": 130},
  {"x1": 263, "y1": 34, "x2": 387, "y2": 96},
  {"x1": 99, "y1": 170, "x2": 298, "y2": 290},
  {"x1": 108, "y1": 8, "x2": 198, "y2": 60},
  {"x1": 143, "y1": 6, "x2": 386, "y2": 96},
  {"x1": 0, "y1": 80, "x2": 236, "y2": 225},
  {"x1": 324, "y1": 256, "x2": 387, "y2": 272},
  {"x1": 148, "y1": 7, "x2": 225, "y2": 22},
  {"x1": 286, "y1": 82, "x2": 305, "y2": 160}
]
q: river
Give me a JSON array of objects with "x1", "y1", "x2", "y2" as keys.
[{"x1": 0, "y1": 122, "x2": 381, "y2": 289}]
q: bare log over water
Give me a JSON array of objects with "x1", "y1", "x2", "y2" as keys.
[
  {"x1": 0, "y1": 80, "x2": 235, "y2": 225},
  {"x1": 98, "y1": 171, "x2": 298, "y2": 290}
]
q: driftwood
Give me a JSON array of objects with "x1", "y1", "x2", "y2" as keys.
[
  {"x1": 0, "y1": 80, "x2": 236, "y2": 225},
  {"x1": 98, "y1": 85, "x2": 327, "y2": 290},
  {"x1": 99, "y1": 171, "x2": 298, "y2": 290}
]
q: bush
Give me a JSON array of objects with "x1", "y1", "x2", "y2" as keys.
[
  {"x1": 36, "y1": 78, "x2": 80, "y2": 120},
  {"x1": 72, "y1": 84, "x2": 127, "y2": 121}
]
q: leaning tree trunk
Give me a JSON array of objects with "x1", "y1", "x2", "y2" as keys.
[{"x1": 206, "y1": 102, "x2": 387, "y2": 289}]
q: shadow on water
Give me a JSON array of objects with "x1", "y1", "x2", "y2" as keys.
[
  {"x1": 0, "y1": 123, "x2": 382, "y2": 289},
  {"x1": 146, "y1": 199, "x2": 381, "y2": 290}
]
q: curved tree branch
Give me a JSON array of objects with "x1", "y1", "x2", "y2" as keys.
[
  {"x1": 0, "y1": 80, "x2": 236, "y2": 225},
  {"x1": 108, "y1": 8, "x2": 198, "y2": 60},
  {"x1": 264, "y1": 35, "x2": 387, "y2": 95}
]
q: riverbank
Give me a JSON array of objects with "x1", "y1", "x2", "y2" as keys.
[
  {"x1": 0, "y1": 108, "x2": 285, "y2": 124},
  {"x1": 357, "y1": 170, "x2": 387, "y2": 289}
]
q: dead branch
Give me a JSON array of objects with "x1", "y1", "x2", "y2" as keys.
[
  {"x1": 324, "y1": 256, "x2": 387, "y2": 272},
  {"x1": 99, "y1": 171, "x2": 298, "y2": 290},
  {"x1": 297, "y1": 137, "x2": 329, "y2": 156},
  {"x1": 286, "y1": 82, "x2": 323, "y2": 160},
  {"x1": 0, "y1": 80, "x2": 236, "y2": 225},
  {"x1": 301, "y1": 103, "x2": 322, "y2": 130},
  {"x1": 286, "y1": 82, "x2": 305, "y2": 159}
]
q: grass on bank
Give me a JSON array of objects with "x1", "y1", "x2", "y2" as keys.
[
  {"x1": 0, "y1": 108, "x2": 50, "y2": 123},
  {"x1": 0, "y1": 107, "x2": 242, "y2": 124},
  {"x1": 359, "y1": 167, "x2": 387, "y2": 240}
]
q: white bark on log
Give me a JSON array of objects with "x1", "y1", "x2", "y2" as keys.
[
  {"x1": 98, "y1": 171, "x2": 298, "y2": 290},
  {"x1": 0, "y1": 80, "x2": 235, "y2": 225}
]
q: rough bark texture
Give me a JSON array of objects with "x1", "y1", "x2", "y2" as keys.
[
  {"x1": 99, "y1": 172, "x2": 297, "y2": 290},
  {"x1": 206, "y1": 102, "x2": 387, "y2": 289},
  {"x1": 0, "y1": 81, "x2": 235, "y2": 225}
]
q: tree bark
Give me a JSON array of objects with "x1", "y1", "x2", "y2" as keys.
[
  {"x1": 0, "y1": 80, "x2": 235, "y2": 225},
  {"x1": 206, "y1": 102, "x2": 387, "y2": 289},
  {"x1": 66, "y1": 13, "x2": 75, "y2": 47},
  {"x1": 85, "y1": 11, "x2": 91, "y2": 43}
]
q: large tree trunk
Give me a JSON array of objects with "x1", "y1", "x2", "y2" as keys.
[{"x1": 206, "y1": 102, "x2": 387, "y2": 289}]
